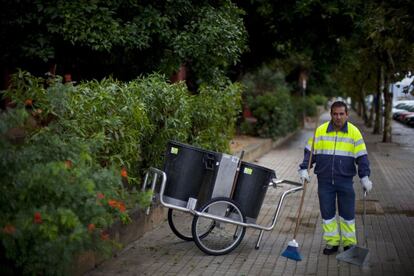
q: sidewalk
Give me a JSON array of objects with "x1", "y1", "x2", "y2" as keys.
[{"x1": 87, "y1": 111, "x2": 414, "y2": 276}]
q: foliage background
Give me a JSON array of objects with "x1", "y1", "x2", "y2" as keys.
[
  {"x1": 0, "y1": 71, "x2": 242, "y2": 275},
  {"x1": 0, "y1": 0, "x2": 247, "y2": 85}
]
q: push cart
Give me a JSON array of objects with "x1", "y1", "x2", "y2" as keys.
[{"x1": 142, "y1": 141, "x2": 303, "y2": 255}]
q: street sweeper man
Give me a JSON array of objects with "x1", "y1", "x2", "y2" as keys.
[{"x1": 298, "y1": 101, "x2": 372, "y2": 255}]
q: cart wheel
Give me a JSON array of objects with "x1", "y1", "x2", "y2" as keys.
[
  {"x1": 191, "y1": 197, "x2": 246, "y2": 255},
  {"x1": 168, "y1": 209, "x2": 215, "y2": 241}
]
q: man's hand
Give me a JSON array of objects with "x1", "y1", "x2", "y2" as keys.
[
  {"x1": 298, "y1": 169, "x2": 310, "y2": 182},
  {"x1": 360, "y1": 176, "x2": 372, "y2": 192}
]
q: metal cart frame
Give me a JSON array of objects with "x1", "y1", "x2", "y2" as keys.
[{"x1": 143, "y1": 167, "x2": 303, "y2": 255}]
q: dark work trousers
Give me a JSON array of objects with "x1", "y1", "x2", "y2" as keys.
[{"x1": 317, "y1": 178, "x2": 355, "y2": 221}]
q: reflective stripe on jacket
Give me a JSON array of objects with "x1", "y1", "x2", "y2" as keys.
[{"x1": 299, "y1": 121, "x2": 370, "y2": 180}]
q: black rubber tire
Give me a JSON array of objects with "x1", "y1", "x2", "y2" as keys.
[
  {"x1": 191, "y1": 197, "x2": 246, "y2": 255},
  {"x1": 167, "y1": 208, "x2": 215, "y2": 241}
]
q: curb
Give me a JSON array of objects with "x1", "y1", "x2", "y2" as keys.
[{"x1": 73, "y1": 205, "x2": 167, "y2": 275}]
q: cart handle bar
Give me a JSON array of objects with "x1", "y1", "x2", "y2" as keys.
[{"x1": 143, "y1": 167, "x2": 303, "y2": 231}]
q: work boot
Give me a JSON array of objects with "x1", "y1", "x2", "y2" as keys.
[{"x1": 323, "y1": 245, "x2": 339, "y2": 255}]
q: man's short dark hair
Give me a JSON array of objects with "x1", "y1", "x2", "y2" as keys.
[{"x1": 330, "y1": 101, "x2": 348, "y2": 113}]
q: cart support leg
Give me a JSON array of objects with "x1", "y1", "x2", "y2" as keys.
[
  {"x1": 255, "y1": 230, "x2": 264, "y2": 249},
  {"x1": 146, "y1": 174, "x2": 158, "y2": 215}
]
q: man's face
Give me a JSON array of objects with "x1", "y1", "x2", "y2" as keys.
[{"x1": 331, "y1": 106, "x2": 348, "y2": 130}]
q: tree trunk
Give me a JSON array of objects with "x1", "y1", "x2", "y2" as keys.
[
  {"x1": 382, "y1": 72, "x2": 392, "y2": 142},
  {"x1": 357, "y1": 99, "x2": 362, "y2": 116},
  {"x1": 373, "y1": 66, "x2": 383, "y2": 134},
  {"x1": 359, "y1": 84, "x2": 369, "y2": 124}
]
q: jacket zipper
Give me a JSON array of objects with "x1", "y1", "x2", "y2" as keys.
[{"x1": 332, "y1": 132, "x2": 338, "y2": 185}]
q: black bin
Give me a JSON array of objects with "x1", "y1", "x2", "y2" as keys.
[
  {"x1": 232, "y1": 162, "x2": 276, "y2": 222},
  {"x1": 163, "y1": 141, "x2": 220, "y2": 207}
]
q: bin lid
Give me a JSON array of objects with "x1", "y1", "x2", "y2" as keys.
[{"x1": 168, "y1": 140, "x2": 221, "y2": 156}]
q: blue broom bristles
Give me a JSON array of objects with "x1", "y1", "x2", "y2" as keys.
[{"x1": 281, "y1": 239, "x2": 303, "y2": 261}]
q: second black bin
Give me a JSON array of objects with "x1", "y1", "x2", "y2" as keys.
[
  {"x1": 232, "y1": 162, "x2": 276, "y2": 222},
  {"x1": 163, "y1": 141, "x2": 221, "y2": 207}
]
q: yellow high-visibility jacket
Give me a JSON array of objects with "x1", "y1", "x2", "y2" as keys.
[{"x1": 299, "y1": 121, "x2": 370, "y2": 182}]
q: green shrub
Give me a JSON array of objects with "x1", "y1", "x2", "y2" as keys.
[
  {"x1": 241, "y1": 67, "x2": 298, "y2": 138},
  {"x1": 293, "y1": 96, "x2": 318, "y2": 117},
  {"x1": 190, "y1": 82, "x2": 242, "y2": 153},
  {"x1": 5, "y1": 70, "x2": 49, "y2": 114},
  {"x1": 305, "y1": 99, "x2": 318, "y2": 117},
  {"x1": 248, "y1": 90, "x2": 297, "y2": 138},
  {"x1": 239, "y1": 120, "x2": 256, "y2": 136},
  {"x1": 133, "y1": 74, "x2": 192, "y2": 168},
  {"x1": 58, "y1": 78, "x2": 152, "y2": 179},
  {"x1": 4, "y1": 72, "x2": 152, "y2": 184},
  {"x1": 242, "y1": 66, "x2": 287, "y2": 96},
  {"x1": 310, "y1": 94, "x2": 327, "y2": 106},
  {"x1": 0, "y1": 108, "x2": 128, "y2": 276}
]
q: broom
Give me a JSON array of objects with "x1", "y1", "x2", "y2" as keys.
[{"x1": 281, "y1": 129, "x2": 316, "y2": 261}]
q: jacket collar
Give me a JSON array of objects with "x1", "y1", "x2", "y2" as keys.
[{"x1": 327, "y1": 121, "x2": 348, "y2": 133}]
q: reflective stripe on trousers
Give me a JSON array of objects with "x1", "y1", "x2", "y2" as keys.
[
  {"x1": 322, "y1": 217, "x2": 340, "y2": 246},
  {"x1": 340, "y1": 216, "x2": 356, "y2": 246},
  {"x1": 322, "y1": 216, "x2": 356, "y2": 246}
]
